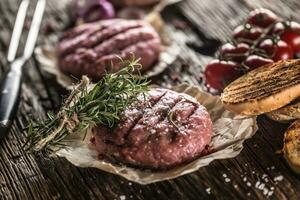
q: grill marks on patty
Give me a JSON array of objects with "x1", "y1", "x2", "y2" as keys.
[
  {"x1": 59, "y1": 21, "x2": 143, "y2": 56},
  {"x1": 59, "y1": 21, "x2": 144, "y2": 74},
  {"x1": 148, "y1": 101, "x2": 197, "y2": 165},
  {"x1": 105, "y1": 90, "x2": 198, "y2": 147},
  {"x1": 92, "y1": 88, "x2": 213, "y2": 169},
  {"x1": 222, "y1": 60, "x2": 300, "y2": 104},
  {"x1": 104, "y1": 89, "x2": 167, "y2": 145},
  {"x1": 92, "y1": 32, "x2": 160, "y2": 73},
  {"x1": 93, "y1": 26, "x2": 157, "y2": 55},
  {"x1": 58, "y1": 19, "x2": 161, "y2": 79},
  {"x1": 59, "y1": 19, "x2": 127, "y2": 55},
  {"x1": 126, "y1": 90, "x2": 183, "y2": 146}
]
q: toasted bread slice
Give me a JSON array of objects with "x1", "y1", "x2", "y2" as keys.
[
  {"x1": 283, "y1": 120, "x2": 300, "y2": 174},
  {"x1": 267, "y1": 99, "x2": 300, "y2": 122},
  {"x1": 221, "y1": 59, "x2": 300, "y2": 116}
]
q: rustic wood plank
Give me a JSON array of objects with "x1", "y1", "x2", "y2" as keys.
[
  {"x1": 0, "y1": 0, "x2": 300, "y2": 200},
  {"x1": 179, "y1": 0, "x2": 250, "y2": 41}
]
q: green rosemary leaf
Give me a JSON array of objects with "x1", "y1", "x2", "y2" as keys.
[{"x1": 24, "y1": 57, "x2": 149, "y2": 153}]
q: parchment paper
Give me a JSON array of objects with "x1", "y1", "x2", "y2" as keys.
[{"x1": 55, "y1": 84, "x2": 258, "y2": 184}]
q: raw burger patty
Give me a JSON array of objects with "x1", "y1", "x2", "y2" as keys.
[
  {"x1": 91, "y1": 88, "x2": 212, "y2": 169},
  {"x1": 110, "y1": 0, "x2": 160, "y2": 6},
  {"x1": 58, "y1": 19, "x2": 161, "y2": 80}
]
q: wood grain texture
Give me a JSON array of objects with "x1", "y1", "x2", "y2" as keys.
[{"x1": 0, "y1": 0, "x2": 300, "y2": 199}]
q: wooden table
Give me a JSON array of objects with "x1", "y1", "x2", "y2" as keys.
[{"x1": 0, "y1": 0, "x2": 300, "y2": 199}]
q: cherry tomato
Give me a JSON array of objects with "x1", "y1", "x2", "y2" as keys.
[
  {"x1": 270, "y1": 21, "x2": 300, "y2": 35},
  {"x1": 246, "y1": 8, "x2": 279, "y2": 28},
  {"x1": 244, "y1": 55, "x2": 274, "y2": 70},
  {"x1": 204, "y1": 59, "x2": 241, "y2": 90},
  {"x1": 219, "y1": 42, "x2": 250, "y2": 62},
  {"x1": 280, "y1": 30, "x2": 300, "y2": 55},
  {"x1": 258, "y1": 39, "x2": 293, "y2": 61},
  {"x1": 233, "y1": 24, "x2": 263, "y2": 43}
]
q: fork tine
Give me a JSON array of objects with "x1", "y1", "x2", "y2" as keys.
[
  {"x1": 7, "y1": 0, "x2": 30, "y2": 62},
  {"x1": 23, "y1": 0, "x2": 46, "y2": 60}
]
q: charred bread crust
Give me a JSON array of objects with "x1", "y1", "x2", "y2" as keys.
[
  {"x1": 221, "y1": 59, "x2": 300, "y2": 116},
  {"x1": 283, "y1": 120, "x2": 300, "y2": 175},
  {"x1": 223, "y1": 84, "x2": 300, "y2": 116},
  {"x1": 266, "y1": 99, "x2": 300, "y2": 122}
]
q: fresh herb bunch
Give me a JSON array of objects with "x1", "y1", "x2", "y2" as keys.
[{"x1": 24, "y1": 58, "x2": 149, "y2": 153}]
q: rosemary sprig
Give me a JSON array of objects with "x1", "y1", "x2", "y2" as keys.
[{"x1": 24, "y1": 57, "x2": 149, "y2": 153}]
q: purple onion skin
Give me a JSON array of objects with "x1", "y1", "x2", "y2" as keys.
[{"x1": 72, "y1": 0, "x2": 115, "y2": 23}]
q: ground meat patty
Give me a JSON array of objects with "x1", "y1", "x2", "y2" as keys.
[
  {"x1": 110, "y1": 0, "x2": 160, "y2": 6},
  {"x1": 91, "y1": 88, "x2": 212, "y2": 169},
  {"x1": 58, "y1": 19, "x2": 161, "y2": 80}
]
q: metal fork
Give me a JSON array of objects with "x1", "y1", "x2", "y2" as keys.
[{"x1": 0, "y1": 0, "x2": 46, "y2": 137}]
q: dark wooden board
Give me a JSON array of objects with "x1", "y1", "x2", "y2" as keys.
[{"x1": 0, "y1": 0, "x2": 300, "y2": 199}]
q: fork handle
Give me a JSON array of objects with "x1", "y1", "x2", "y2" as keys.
[{"x1": 0, "y1": 59, "x2": 24, "y2": 138}]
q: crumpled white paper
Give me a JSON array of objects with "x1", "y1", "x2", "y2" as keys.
[{"x1": 54, "y1": 84, "x2": 257, "y2": 184}]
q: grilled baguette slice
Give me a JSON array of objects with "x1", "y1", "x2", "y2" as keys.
[
  {"x1": 283, "y1": 120, "x2": 300, "y2": 174},
  {"x1": 267, "y1": 99, "x2": 300, "y2": 122},
  {"x1": 221, "y1": 59, "x2": 300, "y2": 116}
]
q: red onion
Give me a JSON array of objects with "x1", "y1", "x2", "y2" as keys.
[{"x1": 71, "y1": 0, "x2": 115, "y2": 23}]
